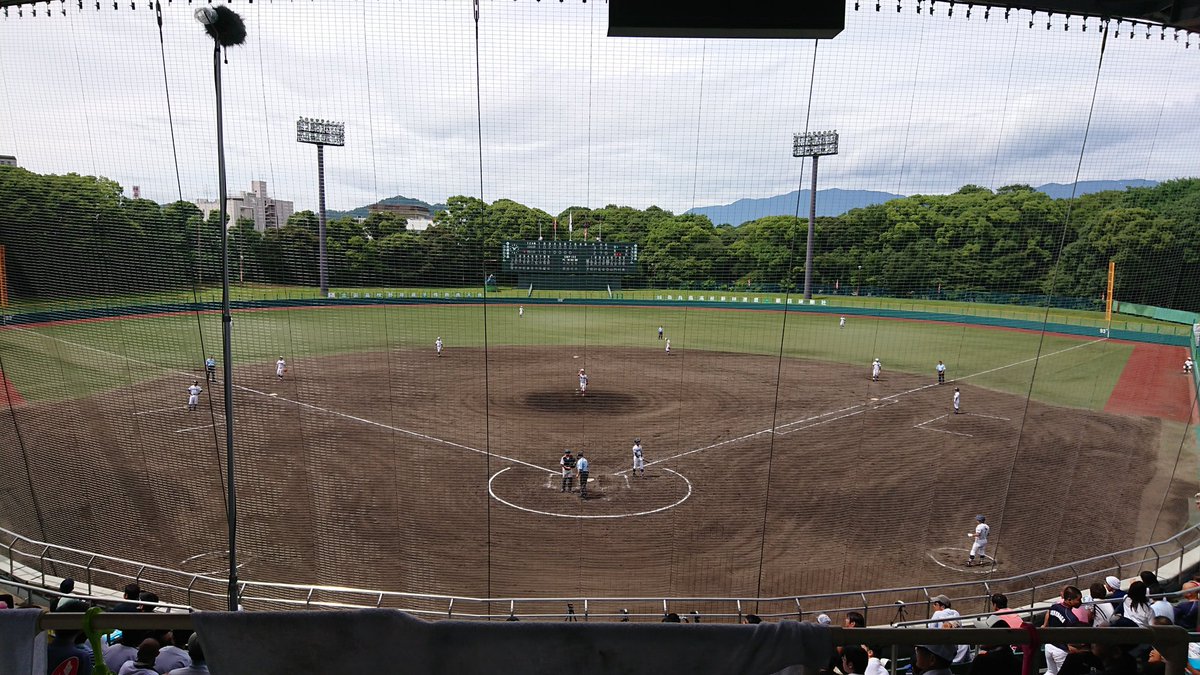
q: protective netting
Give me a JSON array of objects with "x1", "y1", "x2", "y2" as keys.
[{"x1": 0, "y1": 1, "x2": 1198, "y2": 614}]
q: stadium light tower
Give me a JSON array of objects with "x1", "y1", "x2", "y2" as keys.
[
  {"x1": 297, "y1": 118, "x2": 345, "y2": 296},
  {"x1": 793, "y1": 129, "x2": 839, "y2": 300}
]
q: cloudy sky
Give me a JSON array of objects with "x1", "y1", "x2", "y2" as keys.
[{"x1": 0, "y1": 0, "x2": 1197, "y2": 215}]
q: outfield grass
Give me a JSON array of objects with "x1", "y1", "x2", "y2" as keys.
[{"x1": 0, "y1": 302, "x2": 1131, "y2": 411}]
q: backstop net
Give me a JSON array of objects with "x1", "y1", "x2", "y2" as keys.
[{"x1": 0, "y1": 0, "x2": 1198, "y2": 616}]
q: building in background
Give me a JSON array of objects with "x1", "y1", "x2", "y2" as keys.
[
  {"x1": 195, "y1": 180, "x2": 294, "y2": 231},
  {"x1": 0, "y1": 155, "x2": 17, "y2": 167},
  {"x1": 367, "y1": 202, "x2": 434, "y2": 231}
]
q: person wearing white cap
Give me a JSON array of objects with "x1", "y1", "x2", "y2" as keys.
[
  {"x1": 928, "y1": 595, "x2": 959, "y2": 628},
  {"x1": 1105, "y1": 576, "x2": 1126, "y2": 615},
  {"x1": 914, "y1": 644, "x2": 955, "y2": 675},
  {"x1": 816, "y1": 613, "x2": 832, "y2": 625}
]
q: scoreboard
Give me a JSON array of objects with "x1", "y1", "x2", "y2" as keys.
[{"x1": 501, "y1": 240, "x2": 638, "y2": 275}]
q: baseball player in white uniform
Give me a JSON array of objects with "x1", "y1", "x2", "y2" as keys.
[
  {"x1": 665, "y1": 339, "x2": 671, "y2": 355},
  {"x1": 519, "y1": 305, "x2": 524, "y2": 318},
  {"x1": 632, "y1": 438, "x2": 645, "y2": 477},
  {"x1": 435, "y1": 337, "x2": 443, "y2": 357},
  {"x1": 967, "y1": 514, "x2": 990, "y2": 566},
  {"x1": 187, "y1": 381, "x2": 202, "y2": 411},
  {"x1": 871, "y1": 358, "x2": 881, "y2": 382},
  {"x1": 953, "y1": 387, "x2": 961, "y2": 414},
  {"x1": 839, "y1": 316, "x2": 846, "y2": 329},
  {"x1": 1186, "y1": 357, "x2": 1194, "y2": 373},
  {"x1": 578, "y1": 368, "x2": 588, "y2": 395},
  {"x1": 275, "y1": 357, "x2": 286, "y2": 380}
]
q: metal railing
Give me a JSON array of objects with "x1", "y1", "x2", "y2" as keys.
[{"x1": 4, "y1": 523, "x2": 1199, "y2": 622}]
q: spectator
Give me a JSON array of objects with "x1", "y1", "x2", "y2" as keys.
[
  {"x1": 104, "y1": 630, "x2": 142, "y2": 673},
  {"x1": 863, "y1": 646, "x2": 891, "y2": 675},
  {"x1": 816, "y1": 613, "x2": 832, "y2": 626},
  {"x1": 914, "y1": 644, "x2": 955, "y2": 675},
  {"x1": 987, "y1": 593, "x2": 1024, "y2": 629},
  {"x1": 1042, "y1": 585, "x2": 1083, "y2": 675},
  {"x1": 166, "y1": 633, "x2": 208, "y2": 675},
  {"x1": 1087, "y1": 582, "x2": 1113, "y2": 626},
  {"x1": 969, "y1": 635, "x2": 1019, "y2": 675},
  {"x1": 47, "y1": 599, "x2": 93, "y2": 675},
  {"x1": 1091, "y1": 642, "x2": 1137, "y2": 675},
  {"x1": 118, "y1": 639, "x2": 160, "y2": 675},
  {"x1": 845, "y1": 612, "x2": 866, "y2": 628},
  {"x1": 1106, "y1": 576, "x2": 1126, "y2": 615},
  {"x1": 1142, "y1": 575, "x2": 1175, "y2": 622},
  {"x1": 152, "y1": 629, "x2": 192, "y2": 674},
  {"x1": 113, "y1": 584, "x2": 141, "y2": 613},
  {"x1": 662, "y1": 612, "x2": 681, "y2": 623},
  {"x1": 842, "y1": 645, "x2": 869, "y2": 675},
  {"x1": 1123, "y1": 580, "x2": 1155, "y2": 627},
  {"x1": 49, "y1": 578, "x2": 76, "y2": 612},
  {"x1": 1057, "y1": 644, "x2": 1103, "y2": 675},
  {"x1": 138, "y1": 591, "x2": 160, "y2": 613},
  {"x1": 742, "y1": 614, "x2": 762, "y2": 624},
  {"x1": 1174, "y1": 580, "x2": 1200, "y2": 630},
  {"x1": 929, "y1": 595, "x2": 960, "y2": 628}
]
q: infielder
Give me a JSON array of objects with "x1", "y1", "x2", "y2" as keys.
[
  {"x1": 967, "y1": 514, "x2": 990, "y2": 566},
  {"x1": 560, "y1": 449, "x2": 577, "y2": 492},
  {"x1": 276, "y1": 356, "x2": 286, "y2": 380},
  {"x1": 665, "y1": 339, "x2": 671, "y2": 355},
  {"x1": 187, "y1": 381, "x2": 202, "y2": 411},
  {"x1": 632, "y1": 438, "x2": 645, "y2": 477},
  {"x1": 1186, "y1": 357, "x2": 1194, "y2": 374},
  {"x1": 576, "y1": 452, "x2": 590, "y2": 499},
  {"x1": 435, "y1": 337, "x2": 443, "y2": 357},
  {"x1": 205, "y1": 356, "x2": 217, "y2": 382},
  {"x1": 839, "y1": 316, "x2": 846, "y2": 329},
  {"x1": 953, "y1": 387, "x2": 961, "y2": 414},
  {"x1": 871, "y1": 358, "x2": 881, "y2": 382},
  {"x1": 578, "y1": 368, "x2": 588, "y2": 396},
  {"x1": 936, "y1": 360, "x2": 946, "y2": 384}
]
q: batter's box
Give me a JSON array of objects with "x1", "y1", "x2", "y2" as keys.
[{"x1": 913, "y1": 412, "x2": 1012, "y2": 438}]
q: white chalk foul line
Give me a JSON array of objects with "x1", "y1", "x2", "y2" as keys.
[
  {"x1": 175, "y1": 422, "x2": 216, "y2": 434},
  {"x1": 488, "y1": 466, "x2": 693, "y2": 519},
  {"x1": 8, "y1": 325, "x2": 557, "y2": 476},
  {"x1": 964, "y1": 412, "x2": 1012, "y2": 421},
  {"x1": 914, "y1": 413, "x2": 949, "y2": 428},
  {"x1": 915, "y1": 425, "x2": 973, "y2": 438},
  {"x1": 641, "y1": 336, "x2": 1107, "y2": 468}
]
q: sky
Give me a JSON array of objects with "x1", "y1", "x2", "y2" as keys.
[{"x1": 0, "y1": 0, "x2": 1197, "y2": 216}]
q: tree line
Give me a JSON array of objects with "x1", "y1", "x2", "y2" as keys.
[{"x1": 2, "y1": 166, "x2": 1197, "y2": 312}]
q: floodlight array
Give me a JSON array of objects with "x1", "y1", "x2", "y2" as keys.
[{"x1": 296, "y1": 117, "x2": 346, "y2": 146}]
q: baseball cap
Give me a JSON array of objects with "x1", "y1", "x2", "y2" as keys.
[
  {"x1": 976, "y1": 515, "x2": 986, "y2": 522},
  {"x1": 1105, "y1": 576, "x2": 1122, "y2": 590},
  {"x1": 563, "y1": 449, "x2": 572, "y2": 454},
  {"x1": 932, "y1": 594, "x2": 952, "y2": 607},
  {"x1": 816, "y1": 613, "x2": 831, "y2": 625},
  {"x1": 919, "y1": 644, "x2": 958, "y2": 664}
]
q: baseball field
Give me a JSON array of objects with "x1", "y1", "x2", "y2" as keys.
[{"x1": 0, "y1": 297, "x2": 1196, "y2": 611}]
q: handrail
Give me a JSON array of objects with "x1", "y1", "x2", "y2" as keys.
[{"x1": 3, "y1": 523, "x2": 1199, "y2": 616}]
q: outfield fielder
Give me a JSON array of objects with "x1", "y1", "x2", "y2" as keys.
[
  {"x1": 839, "y1": 316, "x2": 846, "y2": 329},
  {"x1": 187, "y1": 381, "x2": 202, "y2": 411},
  {"x1": 1186, "y1": 357, "x2": 1194, "y2": 374},
  {"x1": 519, "y1": 305, "x2": 524, "y2": 318},
  {"x1": 871, "y1": 358, "x2": 881, "y2": 382},
  {"x1": 632, "y1": 438, "x2": 645, "y2": 477},
  {"x1": 435, "y1": 337, "x2": 443, "y2": 357},
  {"x1": 578, "y1": 368, "x2": 588, "y2": 395},
  {"x1": 276, "y1": 356, "x2": 286, "y2": 380},
  {"x1": 967, "y1": 515, "x2": 990, "y2": 566}
]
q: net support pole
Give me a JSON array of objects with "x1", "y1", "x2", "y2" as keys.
[
  {"x1": 0, "y1": 244, "x2": 8, "y2": 308},
  {"x1": 1105, "y1": 260, "x2": 1115, "y2": 324},
  {"x1": 317, "y1": 144, "x2": 328, "y2": 297},
  {"x1": 211, "y1": 41, "x2": 239, "y2": 615}
]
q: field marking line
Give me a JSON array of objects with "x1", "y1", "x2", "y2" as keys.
[
  {"x1": 7, "y1": 325, "x2": 558, "y2": 475},
  {"x1": 964, "y1": 412, "x2": 1011, "y2": 421},
  {"x1": 488, "y1": 466, "x2": 693, "y2": 519},
  {"x1": 134, "y1": 406, "x2": 187, "y2": 416},
  {"x1": 637, "y1": 336, "x2": 1107, "y2": 470},
  {"x1": 915, "y1": 425, "x2": 973, "y2": 438},
  {"x1": 174, "y1": 422, "x2": 215, "y2": 434},
  {"x1": 914, "y1": 413, "x2": 949, "y2": 428}
]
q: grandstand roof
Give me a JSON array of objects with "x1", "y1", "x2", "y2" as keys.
[{"x1": 0, "y1": 0, "x2": 1196, "y2": 33}]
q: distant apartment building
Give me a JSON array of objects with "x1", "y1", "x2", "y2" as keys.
[
  {"x1": 0, "y1": 155, "x2": 17, "y2": 167},
  {"x1": 367, "y1": 202, "x2": 434, "y2": 232},
  {"x1": 195, "y1": 180, "x2": 294, "y2": 232}
]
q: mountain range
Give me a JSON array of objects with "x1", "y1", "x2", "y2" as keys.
[
  {"x1": 326, "y1": 179, "x2": 1158, "y2": 226},
  {"x1": 684, "y1": 180, "x2": 1160, "y2": 226}
]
